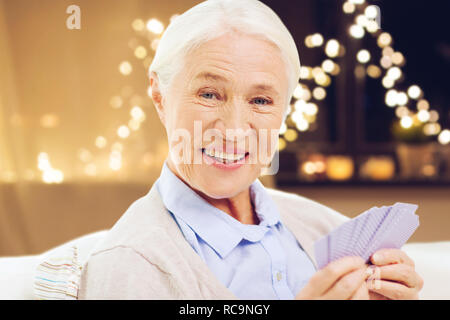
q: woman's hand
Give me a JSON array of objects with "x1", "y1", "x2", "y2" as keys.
[
  {"x1": 366, "y1": 248, "x2": 424, "y2": 300},
  {"x1": 295, "y1": 256, "x2": 371, "y2": 300}
]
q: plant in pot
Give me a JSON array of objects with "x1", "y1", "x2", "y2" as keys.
[{"x1": 391, "y1": 117, "x2": 437, "y2": 180}]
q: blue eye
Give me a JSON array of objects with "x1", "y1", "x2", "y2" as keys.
[
  {"x1": 200, "y1": 92, "x2": 217, "y2": 99},
  {"x1": 253, "y1": 97, "x2": 271, "y2": 105}
]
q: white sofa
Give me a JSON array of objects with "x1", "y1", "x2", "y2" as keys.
[{"x1": 0, "y1": 230, "x2": 449, "y2": 300}]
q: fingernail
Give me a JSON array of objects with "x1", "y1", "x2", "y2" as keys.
[{"x1": 372, "y1": 253, "x2": 381, "y2": 262}]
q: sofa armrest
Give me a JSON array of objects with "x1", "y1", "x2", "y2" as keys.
[{"x1": 402, "y1": 241, "x2": 450, "y2": 300}]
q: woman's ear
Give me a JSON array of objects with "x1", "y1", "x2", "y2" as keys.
[{"x1": 149, "y1": 71, "x2": 166, "y2": 125}]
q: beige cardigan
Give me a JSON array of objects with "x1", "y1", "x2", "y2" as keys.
[{"x1": 78, "y1": 181, "x2": 349, "y2": 299}]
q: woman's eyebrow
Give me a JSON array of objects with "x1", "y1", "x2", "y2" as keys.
[
  {"x1": 194, "y1": 71, "x2": 280, "y2": 96},
  {"x1": 194, "y1": 71, "x2": 228, "y2": 82}
]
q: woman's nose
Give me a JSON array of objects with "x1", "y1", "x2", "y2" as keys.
[{"x1": 216, "y1": 101, "x2": 251, "y2": 134}]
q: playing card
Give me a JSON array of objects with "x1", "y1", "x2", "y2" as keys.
[
  {"x1": 363, "y1": 202, "x2": 419, "y2": 261},
  {"x1": 353, "y1": 206, "x2": 391, "y2": 257},
  {"x1": 313, "y1": 202, "x2": 419, "y2": 269},
  {"x1": 314, "y1": 233, "x2": 329, "y2": 270}
]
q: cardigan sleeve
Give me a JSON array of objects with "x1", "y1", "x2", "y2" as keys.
[{"x1": 77, "y1": 245, "x2": 179, "y2": 299}]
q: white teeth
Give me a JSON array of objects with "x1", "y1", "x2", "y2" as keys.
[{"x1": 203, "y1": 149, "x2": 246, "y2": 161}]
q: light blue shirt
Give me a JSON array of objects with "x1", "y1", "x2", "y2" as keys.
[{"x1": 155, "y1": 161, "x2": 316, "y2": 299}]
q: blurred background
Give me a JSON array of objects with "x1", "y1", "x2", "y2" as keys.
[{"x1": 0, "y1": 0, "x2": 449, "y2": 256}]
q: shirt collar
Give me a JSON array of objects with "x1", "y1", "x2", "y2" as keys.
[{"x1": 155, "y1": 160, "x2": 281, "y2": 258}]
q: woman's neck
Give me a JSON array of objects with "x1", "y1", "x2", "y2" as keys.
[{"x1": 197, "y1": 187, "x2": 259, "y2": 225}]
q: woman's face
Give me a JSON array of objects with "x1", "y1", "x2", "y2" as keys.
[{"x1": 151, "y1": 32, "x2": 289, "y2": 199}]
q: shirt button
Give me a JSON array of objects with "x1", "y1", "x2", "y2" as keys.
[{"x1": 276, "y1": 271, "x2": 282, "y2": 281}]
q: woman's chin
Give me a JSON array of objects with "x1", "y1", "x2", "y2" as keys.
[{"x1": 198, "y1": 179, "x2": 248, "y2": 199}]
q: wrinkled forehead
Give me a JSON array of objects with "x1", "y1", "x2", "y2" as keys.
[{"x1": 181, "y1": 34, "x2": 289, "y2": 93}]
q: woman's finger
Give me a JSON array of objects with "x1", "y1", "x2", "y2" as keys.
[
  {"x1": 350, "y1": 281, "x2": 370, "y2": 300},
  {"x1": 366, "y1": 279, "x2": 419, "y2": 300},
  {"x1": 372, "y1": 263, "x2": 423, "y2": 289},
  {"x1": 296, "y1": 256, "x2": 366, "y2": 299},
  {"x1": 370, "y1": 248, "x2": 415, "y2": 267},
  {"x1": 322, "y1": 267, "x2": 369, "y2": 300},
  {"x1": 310, "y1": 256, "x2": 366, "y2": 295}
]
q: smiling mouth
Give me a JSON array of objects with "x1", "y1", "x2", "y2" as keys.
[{"x1": 201, "y1": 148, "x2": 249, "y2": 164}]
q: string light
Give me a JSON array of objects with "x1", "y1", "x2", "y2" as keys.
[
  {"x1": 302, "y1": 161, "x2": 316, "y2": 175},
  {"x1": 304, "y1": 35, "x2": 314, "y2": 48},
  {"x1": 134, "y1": 46, "x2": 147, "y2": 59},
  {"x1": 377, "y1": 32, "x2": 392, "y2": 48},
  {"x1": 130, "y1": 105, "x2": 145, "y2": 120},
  {"x1": 131, "y1": 19, "x2": 145, "y2": 32},
  {"x1": 385, "y1": 89, "x2": 398, "y2": 107},
  {"x1": 312, "y1": 87, "x2": 327, "y2": 100},
  {"x1": 294, "y1": 99, "x2": 307, "y2": 112},
  {"x1": 395, "y1": 106, "x2": 409, "y2": 118},
  {"x1": 400, "y1": 116, "x2": 413, "y2": 129},
  {"x1": 365, "y1": 20, "x2": 379, "y2": 33},
  {"x1": 380, "y1": 56, "x2": 393, "y2": 69},
  {"x1": 117, "y1": 125, "x2": 131, "y2": 139},
  {"x1": 119, "y1": 61, "x2": 133, "y2": 75},
  {"x1": 37, "y1": 152, "x2": 64, "y2": 184},
  {"x1": 325, "y1": 39, "x2": 340, "y2": 57},
  {"x1": 366, "y1": 65, "x2": 381, "y2": 78},
  {"x1": 364, "y1": 5, "x2": 378, "y2": 19},
  {"x1": 109, "y1": 150, "x2": 122, "y2": 171},
  {"x1": 407, "y1": 85, "x2": 422, "y2": 99},
  {"x1": 299, "y1": 66, "x2": 313, "y2": 80},
  {"x1": 429, "y1": 110, "x2": 439, "y2": 122},
  {"x1": 349, "y1": 24, "x2": 365, "y2": 39},
  {"x1": 355, "y1": 14, "x2": 369, "y2": 28},
  {"x1": 423, "y1": 123, "x2": 441, "y2": 136},
  {"x1": 284, "y1": 129, "x2": 298, "y2": 142},
  {"x1": 304, "y1": 103, "x2": 319, "y2": 116},
  {"x1": 95, "y1": 136, "x2": 107, "y2": 149},
  {"x1": 311, "y1": 33, "x2": 324, "y2": 47},
  {"x1": 386, "y1": 66, "x2": 402, "y2": 81},
  {"x1": 417, "y1": 110, "x2": 430, "y2": 122},
  {"x1": 321, "y1": 59, "x2": 335, "y2": 73},
  {"x1": 343, "y1": 2, "x2": 355, "y2": 14},
  {"x1": 146, "y1": 18, "x2": 164, "y2": 34},
  {"x1": 417, "y1": 99, "x2": 429, "y2": 110},
  {"x1": 300, "y1": 86, "x2": 311, "y2": 101},
  {"x1": 356, "y1": 49, "x2": 371, "y2": 63},
  {"x1": 396, "y1": 92, "x2": 408, "y2": 106},
  {"x1": 382, "y1": 76, "x2": 394, "y2": 88},
  {"x1": 295, "y1": 118, "x2": 310, "y2": 132},
  {"x1": 391, "y1": 52, "x2": 405, "y2": 66},
  {"x1": 438, "y1": 129, "x2": 450, "y2": 145},
  {"x1": 382, "y1": 46, "x2": 394, "y2": 57},
  {"x1": 292, "y1": 84, "x2": 303, "y2": 99},
  {"x1": 314, "y1": 72, "x2": 331, "y2": 87}
]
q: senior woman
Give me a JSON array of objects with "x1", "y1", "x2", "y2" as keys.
[{"x1": 78, "y1": 0, "x2": 423, "y2": 300}]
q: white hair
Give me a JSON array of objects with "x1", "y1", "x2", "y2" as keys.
[{"x1": 148, "y1": 0, "x2": 300, "y2": 119}]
